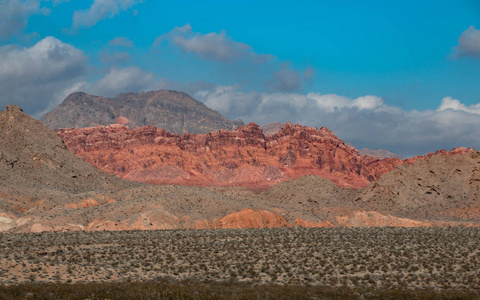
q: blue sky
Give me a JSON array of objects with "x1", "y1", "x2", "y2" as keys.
[{"x1": 0, "y1": 0, "x2": 480, "y2": 156}]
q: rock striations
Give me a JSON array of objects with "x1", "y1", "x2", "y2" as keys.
[
  {"x1": 57, "y1": 122, "x2": 404, "y2": 188},
  {"x1": 40, "y1": 90, "x2": 244, "y2": 134}
]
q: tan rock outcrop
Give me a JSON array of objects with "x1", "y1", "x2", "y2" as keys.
[
  {"x1": 335, "y1": 210, "x2": 433, "y2": 227},
  {"x1": 214, "y1": 209, "x2": 292, "y2": 229},
  {"x1": 295, "y1": 218, "x2": 334, "y2": 228}
]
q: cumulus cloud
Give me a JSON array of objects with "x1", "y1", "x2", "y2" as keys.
[
  {"x1": 195, "y1": 86, "x2": 480, "y2": 157},
  {"x1": 195, "y1": 85, "x2": 262, "y2": 116},
  {"x1": 0, "y1": 0, "x2": 39, "y2": 39},
  {"x1": 72, "y1": 0, "x2": 142, "y2": 29},
  {"x1": 156, "y1": 24, "x2": 272, "y2": 63},
  {"x1": 156, "y1": 25, "x2": 313, "y2": 92},
  {"x1": 88, "y1": 66, "x2": 154, "y2": 97},
  {"x1": 0, "y1": 36, "x2": 87, "y2": 116},
  {"x1": 437, "y1": 96, "x2": 480, "y2": 114},
  {"x1": 453, "y1": 26, "x2": 480, "y2": 58}
]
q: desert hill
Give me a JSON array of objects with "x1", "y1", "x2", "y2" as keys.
[
  {"x1": 1, "y1": 105, "x2": 479, "y2": 233},
  {"x1": 357, "y1": 148, "x2": 480, "y2": 222},
  {"x1": 40, "y1": 90, "x2": 244, "y2": 134},
  {"x1": 56, "y1": 122, "x2": 402, "y2": 188},
  {"x1": 0, "y1": 105, "x2": 132, "y2": 192}
]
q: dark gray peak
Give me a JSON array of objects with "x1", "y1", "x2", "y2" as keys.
[{"x1": 40, "y1": 90, "x2": 244, "y2": 134}]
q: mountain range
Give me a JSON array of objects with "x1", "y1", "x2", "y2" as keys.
[{"x1": 1, "y1": 102, "x2": 480, "y2": 233}]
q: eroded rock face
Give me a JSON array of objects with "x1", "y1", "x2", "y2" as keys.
[{"x1": 57, "y1": 122, "x2": 405, "y2": 188}]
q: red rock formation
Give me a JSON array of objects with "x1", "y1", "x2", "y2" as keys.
[
  {"x1": 56, "y1": 123, "x2": 475, "y2": 189},
  {"x1": 57, "y1": 122, "x2": 407, "y2": 188}
]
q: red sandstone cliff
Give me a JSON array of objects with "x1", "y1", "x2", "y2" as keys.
[{"x1": 56, "y1": 122, "x2": 404, "y2": 188}]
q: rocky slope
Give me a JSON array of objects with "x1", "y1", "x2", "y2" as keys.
[
  {"x1": 57, "y1": 122, "x2": 403, "y2": 188},
  {"x1": 356, "y1": 148, "x2": 480, "y2": 223},
  {"x1": 40, "y1": 90, "x2": 244, "y2": 134}
]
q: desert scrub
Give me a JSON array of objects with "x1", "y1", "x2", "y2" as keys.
[{"x1": 0, "y1": 227, "x2": 479, "y2": 293}]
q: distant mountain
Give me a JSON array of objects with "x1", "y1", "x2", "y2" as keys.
[
  {"x1": 359, "y1": 148, "x2": 402, "y2": 159},
  {"x1": 40, "y1": 90, "x2": 244, "y2": 134},
  {"x1": 343, "y1": 143, "x2": 402, "y2": 159},
  {"x1": 260, "y1": 122, "x2": 283, "y2": 135}
]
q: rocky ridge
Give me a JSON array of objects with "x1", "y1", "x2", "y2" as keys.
[
  {"x1": 57, "y1": 122, "x2": 404, "y2": 188},
  {"x1": 40, "y1": 90, "x2": 244, "y2": 134}
]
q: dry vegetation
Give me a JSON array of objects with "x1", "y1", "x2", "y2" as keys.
[{"x1": 1, "y1": 228, "x2": 479, "y2": 299}]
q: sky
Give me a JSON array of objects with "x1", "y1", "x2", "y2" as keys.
[{"x1": 0, "y1": 0, "x2": 479, "y2": 157}]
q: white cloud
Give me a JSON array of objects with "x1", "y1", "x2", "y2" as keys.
[
  {"x1": 195, "y1": 85, "x2": 261, "y2": 116},
  {"x1": 352, "y1": 95, "x2": 384, "y2": 110},
  {"x1": 195, "y1": 87, "x2": 480, "y2": 157},
  {"x1": 0, "y1": 0, "x2": 39, "y2": 39},
  {"x1": 306, "y1": 93, "x2": 384, "y2": 112},
  {"x1": 72, "y1": 0, "x2": 142, "y2": 29},
  {"x1": 0, "y1": 36, "x2": 87, "y2": 116},
  {"x1": 88, "y1": 66, "x2": 154, "y2": 97},
  {"x1": 453, "y1": 25, "x2": 480, "y2": 58},
  {"x1": 437, "y1": 96, "x2": 480, "y2": 114},
  {"x1": 156, "y1": 24, "x2": 273, "y2": 63}
]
